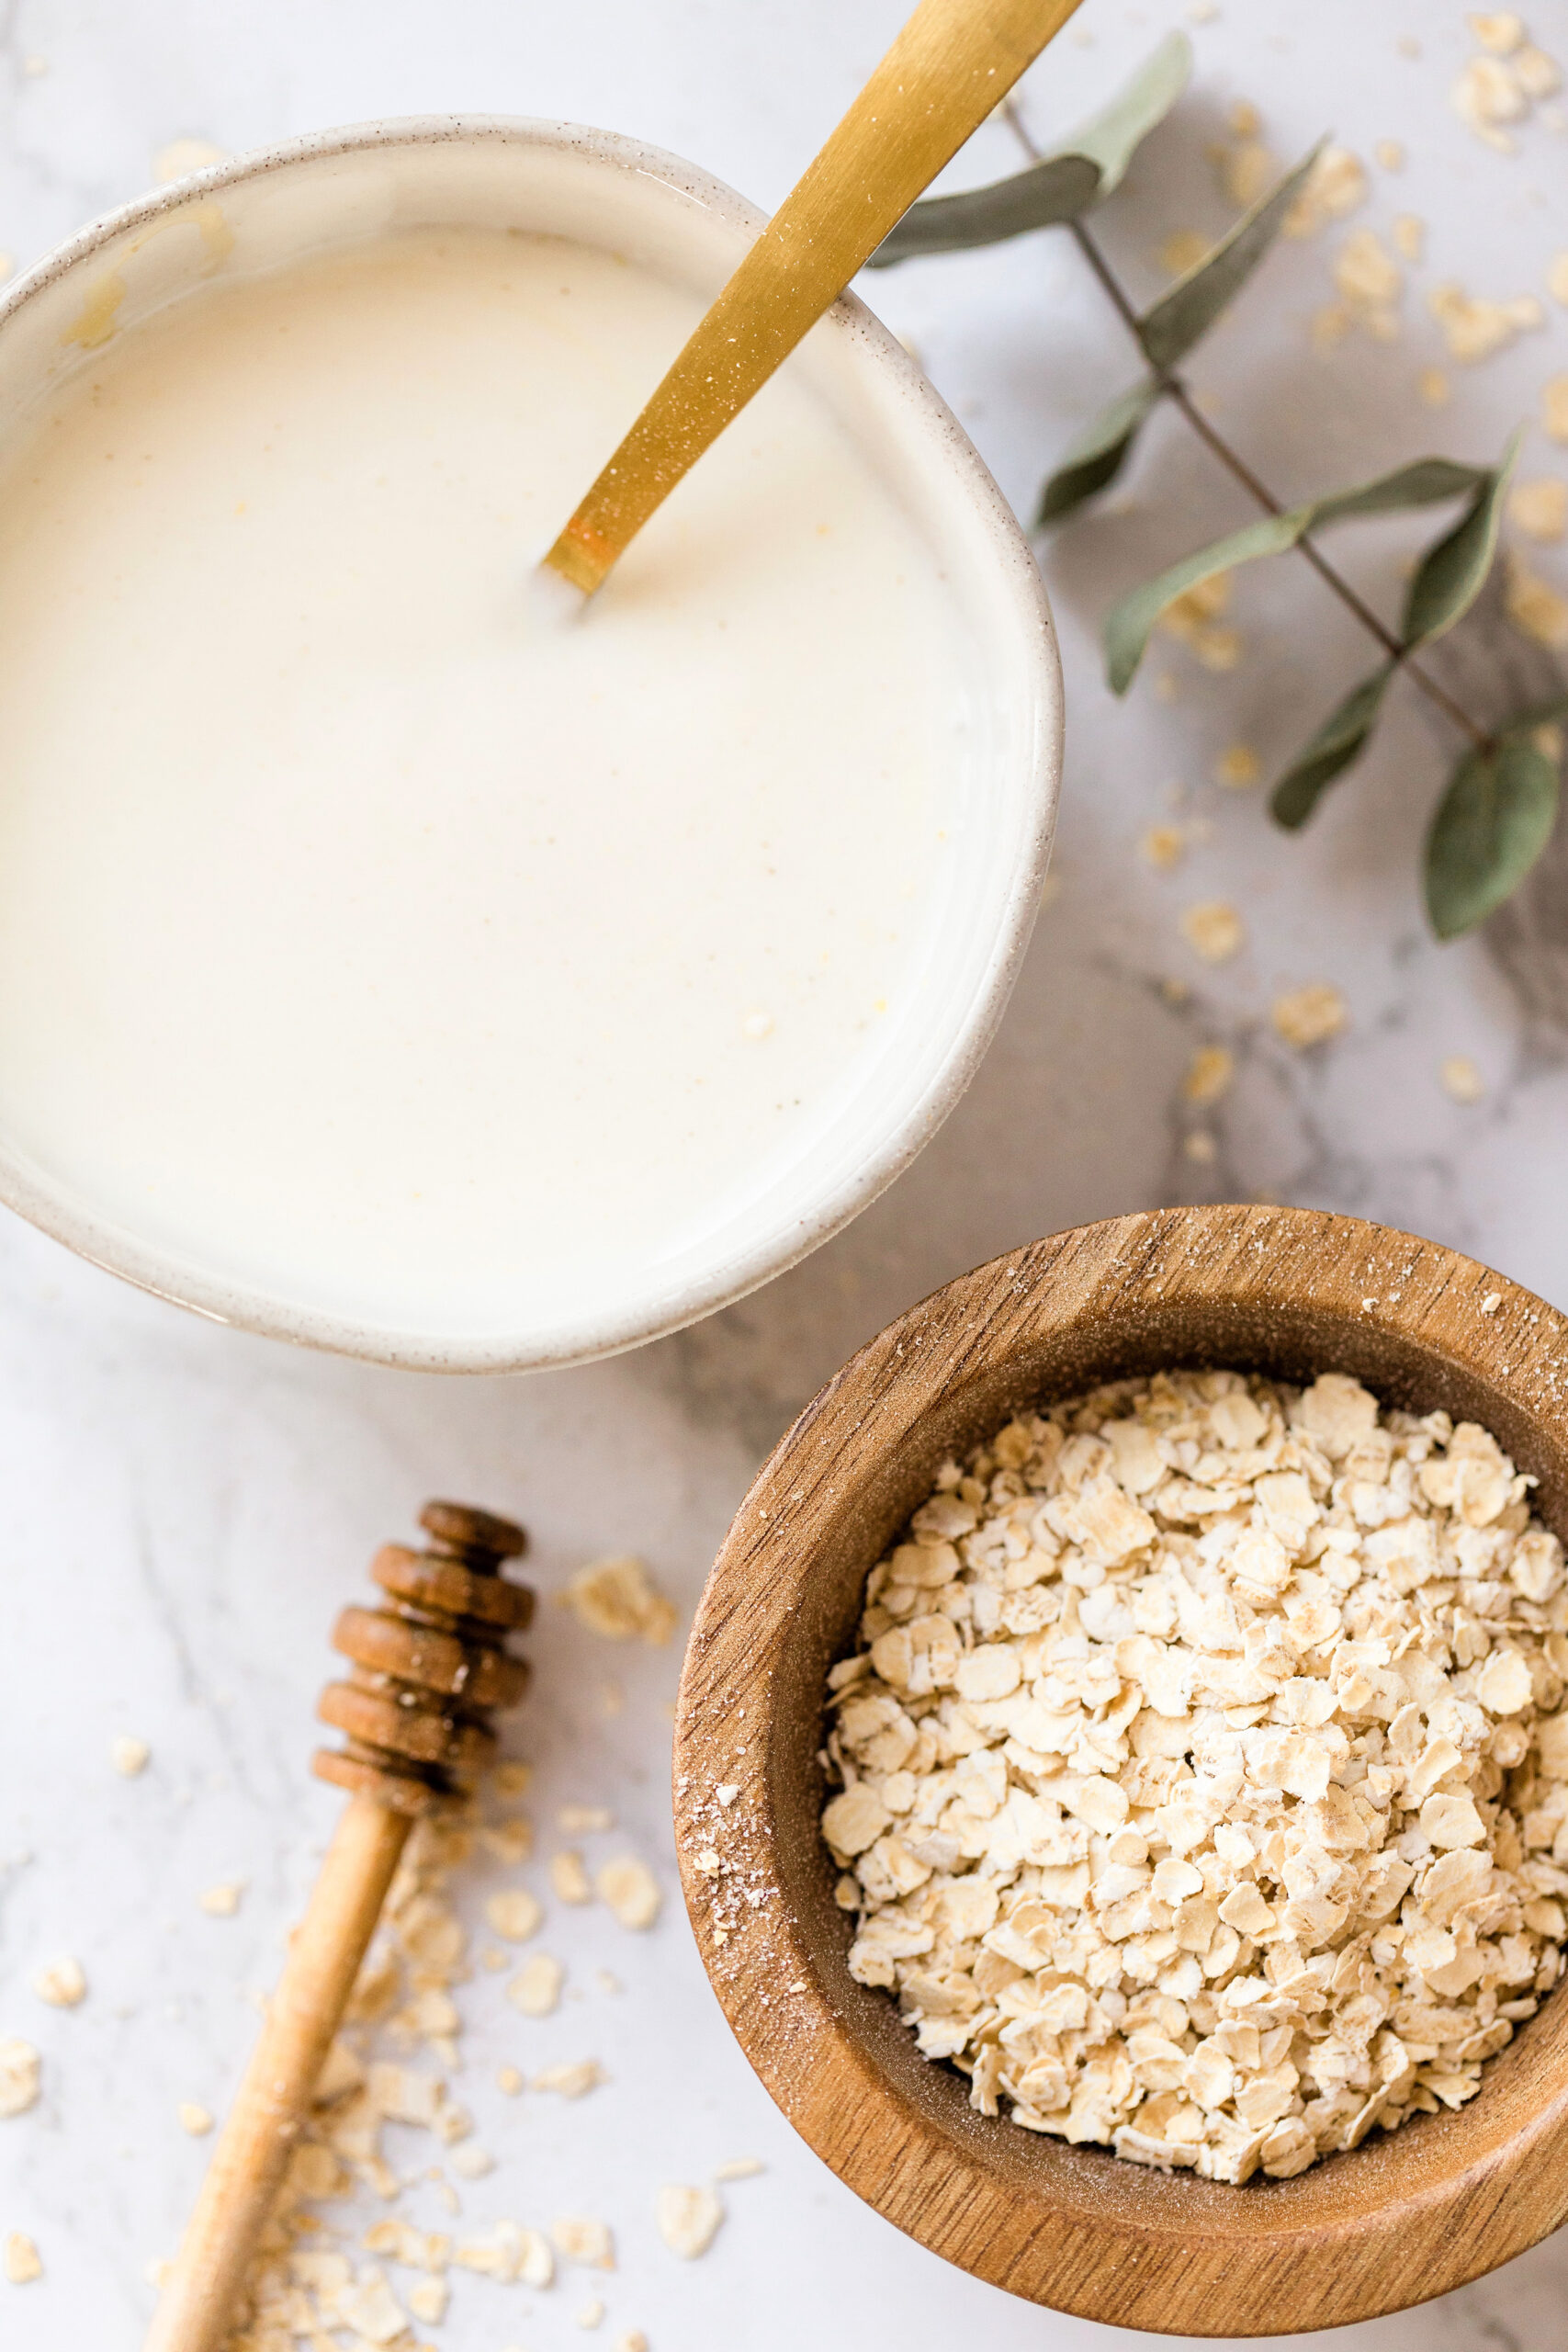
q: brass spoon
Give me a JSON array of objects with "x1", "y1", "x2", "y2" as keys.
[{"x1": 543, "y1": 0, "x2": 1085, "y2": 598}]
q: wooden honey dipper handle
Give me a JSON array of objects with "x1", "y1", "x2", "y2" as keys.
[{"x1": 144, "y1": 1501, "x2": 531, "y2": 2352}]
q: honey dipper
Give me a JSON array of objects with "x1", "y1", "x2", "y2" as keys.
[{"x1": 143, "y1": 1500, "x2": 532, "y2": 2352}]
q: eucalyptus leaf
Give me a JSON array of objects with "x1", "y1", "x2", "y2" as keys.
[
  {"x1": 1138, "y1": 141, "x2": 1325, "y2": 373},
  {"x1": 1425, "y1": 739, "x2": 1560, "y2": 938},
  {"x1": 1064, "y1": 28, "x2": 1192, "y2": 197},
  {"x1": 868, "y1": 28, "x2": 1190, "y2": 266},
  {"x1": 867, "y1": 153, "x2": 1100, "y2": 266},
  {"x1": 1104, "y1": 455, "x2": 1487, "y2": 693},
  {"x1": 1270, "y1": 665, "x2": 1395, "y2": 830},
  {"x1": 1037, "y1": 377, "x2": 1161, "y2": 526},
  {"x1": 1401, "y1": 428, "x2": 1523, "y2": 649}
]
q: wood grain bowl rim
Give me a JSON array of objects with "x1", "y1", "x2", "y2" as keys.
[{"x1": 673, "y1": 1206, "x2": 1568, "y2": 2336}]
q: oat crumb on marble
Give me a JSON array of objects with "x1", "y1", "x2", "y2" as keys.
[
  {"x1": 1282, "y1": 143, "x2": 1368, "y2": 237},
  {"x1": 407, "y1": 2275, "x2": 447, "y2": 2324},
  {"x1": 0, "y1": 2031, "x2": 40, "y2": 2126},
  {"x1": 485, "y1": 1889, "x2": 544, "y2": 1944},
  {"x1": 596, "y1": 1969, "x2": 622, "y2": 1995},
  {"x1": 1509, "y1": 476, "x2": 1568, "y2": 540},
  {"x1": 1375, "y1": 137, "x2": 1405, "y2": 169},
  {"x1": 153, "y1": 136, "x2": 228, "y2": 183},
  {"x1": 553, "y1": 2216, "x2": 615, "y2": 2270},
  {"x1": 363, "y1": 2220, "x2": 451, "y2": 2273},
  {"x1": 1428, "y1": 280, "x2": 1543, "y2": 360},
  {"x1": 493, "y1": 1759, "x2": 533, "y2": 1799},
  {"x1": 32, "y1": 1956, "x2": 86, "y2": 2008},
  {"x1": 551, "y1": 1850, "x2": 594, "y2": 1905},
  {"x1": 713, "y1": 2155, "x2": 765, "y2": 2180},
  {"x1": 1215, "y1": 742, "x2": 1259, "y2": 787},
  {"x1": 597, "y1": 1855, "x2": 661, "y2": 1929},
  {"x1": 1506, "y1": 550, "x2": 1568, "y2": 648},
  {"x1": 479, "y1": 1814, "x2": 536, "y2": 1866},
  {"x1": 1418, "y1": 365, "x2": 1451, "y2": 406},
  {"x1": 178, "y1": 2101, "x2": 213, "y2": 2137},
  {"x1": 3, "y1": 2232, "x2": 41, "y2": 2284},
  {"x1": 454, "y1": 2221, "x2": 553, "y2": 2285},
  {"x1": 111, "y1": 1735, "x2": 151, "y2": 1777},
  {"x1": 823, "y1": 1371, "x2": 1568, "y2": 2183},
  {"x1": 199, "y1": 1881, "x2": 244, "y2": 1917},
  {"x1": 450, "y1": 2143, "x2": 494, "y2": 2178},
  {"x1": 558, "y1": 1555, "x2": 677, "y2": 1645},
  {"x1": 577, "y1": 2296, "x2": 606, "y2": 2328},
  {"x1": 1183, "y1": 1046, "x2": 1235, "y2": 1106},
  {"x1": 615, "y1": 2332, "x2": 649, "y2": 2351},
  {"x1": 509, "y1": 1952, "x2": 565, "y2": 2017},
  {"x1": 655, "y1": 2182, "x2": 725, "y2": 2258},
  {"x1": 559, "y1": 1804, "x2": 615, "y2": 1833},
  {"x1": 1441, "y1": 1055, "x2": 1485, "y2": 1103},
  {"x1": 1272, "y1": 982, "x2": 1348, "y2": 1048},
  {"x1": 1181, "y1": 901, "x2": 1246, "y2": 964},
  {"x1": 533, "y1": 2059, "x2": 606, "y2": 2099},
  {"x1": 1142, "y1": 824, "x2": 1186, "y2": 869},
  {"x1": 497, "y1": 2064, "x2": 525, "y2": 2097}
]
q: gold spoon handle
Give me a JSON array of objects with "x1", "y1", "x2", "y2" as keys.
[{"x1": 544, "y1": 0, "x2": 1085, "y2": 594}]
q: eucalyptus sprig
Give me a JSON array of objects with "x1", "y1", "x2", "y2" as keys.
[{"x1": 870, "y1": 33, "x2": 1568, "y2": 938}]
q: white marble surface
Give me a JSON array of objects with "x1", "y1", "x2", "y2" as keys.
[{"x1": 2, "y1": 0, "x2": 1568, "y2": 2346}]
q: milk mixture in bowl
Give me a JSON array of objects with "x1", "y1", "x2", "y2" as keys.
[{"x1": 0, "y1": 132, "x2": 1056, "y2": 1363}]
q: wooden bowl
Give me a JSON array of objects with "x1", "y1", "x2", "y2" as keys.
[{"x1": 673, "y1": 1206, "x2": 1568, "y2": 2335}]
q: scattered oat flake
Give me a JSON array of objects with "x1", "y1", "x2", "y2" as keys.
[
  {"x1": 199, "y1": 1881, "x2": 243, "y2": 1917},
  {"x1": 1375, "y1": 138, "x2": 1405, "y2": 169},
  {"x1": 153, "y1": 137, "x2": 227, "y2": 183},
  {"x1": 551, "y1": 1849, "x2": 593, "y2": 1904},
  {"x1": 1159, "y1": 229, "x2": 1210, "y2": 276},
  {"x1": 1215, "y1": 742, "x2": 1259, "y2": 787},
  {"x1": 1184, "y1": 1131, "x2": 1217, "y2": 1164},
  {"x1": 479, "y1": 1814, "x2": 535, "y2": 1865},
  {"x1": 714, "y1": 2155, "x2": 765, "y2": 2180},
  {"x1": 655, "y1": 2182, "x2": 725, "y2": 2259},
  {"x1": 337, "y1": 2265, "x2": 409, "y2": 2344},
  {"x1": 1141, "y1": 824, "x2": 1186, "y2": 869},
  {"x1": 1272, "y1": 981, "x2": 1348, "y2": 1047},
  {"x1": 1546, "y1": 377, "x2": 1568, "y2": 442},
  {"x1": 558, "y1": 1555, "x2": 677, "y2": 1645},
  {"x1": 1181, "y1": 900, "x2": 1246, "y2": 963},
  {"x1": 1158, "y1": 574, "x2": 1241, "y2": 671},
  {"x1": 1214, "y1": 134, "x2": 1277, "y2": 209},
  {"x1": 363, "y1": 2220, "x2": 452, "y2": 2274},
  {"x1": 0, "y1": 2031, "x2": 40, "y2": 2126},
  {"x1": 1283, "y1": 143, "x2": 1367, "y2": 237},
  {"x1": 615, "y1": 2334, "x2": 649, "y2": 2352},
  {"x1": 1482, "y1": 1290, "x2": 1504, "y2": 1314},
  {"x1": 558, "y1": 1804, "x2": 615, "y2": 1834},
  {"x1": 408, "y1": 2277, "x2": 448, "y2": 2324},
  {"x1": 1335, "y1": 227, "x2": 1403, "y2": 332},
  {"x1": 454, "y1": 2220, "x2": 553, "y2": 2286},
  {"x1": 577, "y1": 2299, "x2": 606, "y2": 2329},
  {"x1": 1509, "y1": 476, "x2": 1568, "y2": 540},
  {"x1": 1392, "y1": 213, "x2": 1424, "y2": 262},
  {"x1": 111, "y1": 1735, "x2": 151, "y2": 1776},
  {"x1": 451, "y1": 2141, "x2": 494, "y2": 2178},
  {"x1": 553, "y1": 2217, "x2": 615, "y2": 2270},
  {"x1": 535, "y1": 2059, "x2": 607, "y2": 2098},
  {"x1": 4, "y1": 2233, "x2": 41, "y2": 2284},
  {"x1": 508, "y1": 1952, "x2": 565, "y2": 2018},
  {"x1": 32, "y1": 1957, "x2": 85, "y2": 2008},
  {"x1": 178, "y1": 2102, "x2": 213, "y2": 2136},
  {"x1": 597, "y1": 1855, "x2": 660, "y2": 1929},
  {"x1": 484, "y1": 1889, "x2": 543, "y2": 1944},
  {"x1": 1506, "y1": 551, "x2": 1568, "y2": 648},
  {"x1": 1418, "y1": 366, "x2": 1451, "y2": 407},
  {"x1": 497, "y1": 2064, "x2": 524, "y2": 2096},
  {"x1": 492, "y1": 1758, "x2": 532, "y2": 1798},
  {"x1": 1441, "y1": 1055, "x2": 1484, "y2": 1103},
  {"x1": 1183, "y1": 1045, "x2": 1235, "y2": 1106},
  {"x1": 1428, "y1": 282, "x2": 1544, "y2": 362}
]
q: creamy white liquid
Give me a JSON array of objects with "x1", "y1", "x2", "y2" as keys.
[{"x1": 0, "y1": 228, "x2": 967, "y2": 1339}]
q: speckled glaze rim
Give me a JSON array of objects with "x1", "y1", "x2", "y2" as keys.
[
  {"x1": 675, "y1": 1207, "x2": 1568, "y2": 2335},
  {"x1": 0, "y1": 114, "x2": 1061, "y2": 1374}
]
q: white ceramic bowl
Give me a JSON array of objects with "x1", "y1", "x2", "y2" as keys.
[{"x1": 0, "y1": 119, "x2": 1061, "y2": 1372}]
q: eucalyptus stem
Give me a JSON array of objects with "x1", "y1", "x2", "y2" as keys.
[{"x1": 1001, "y1": 101, "x2": 1495, "y2": 756}]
